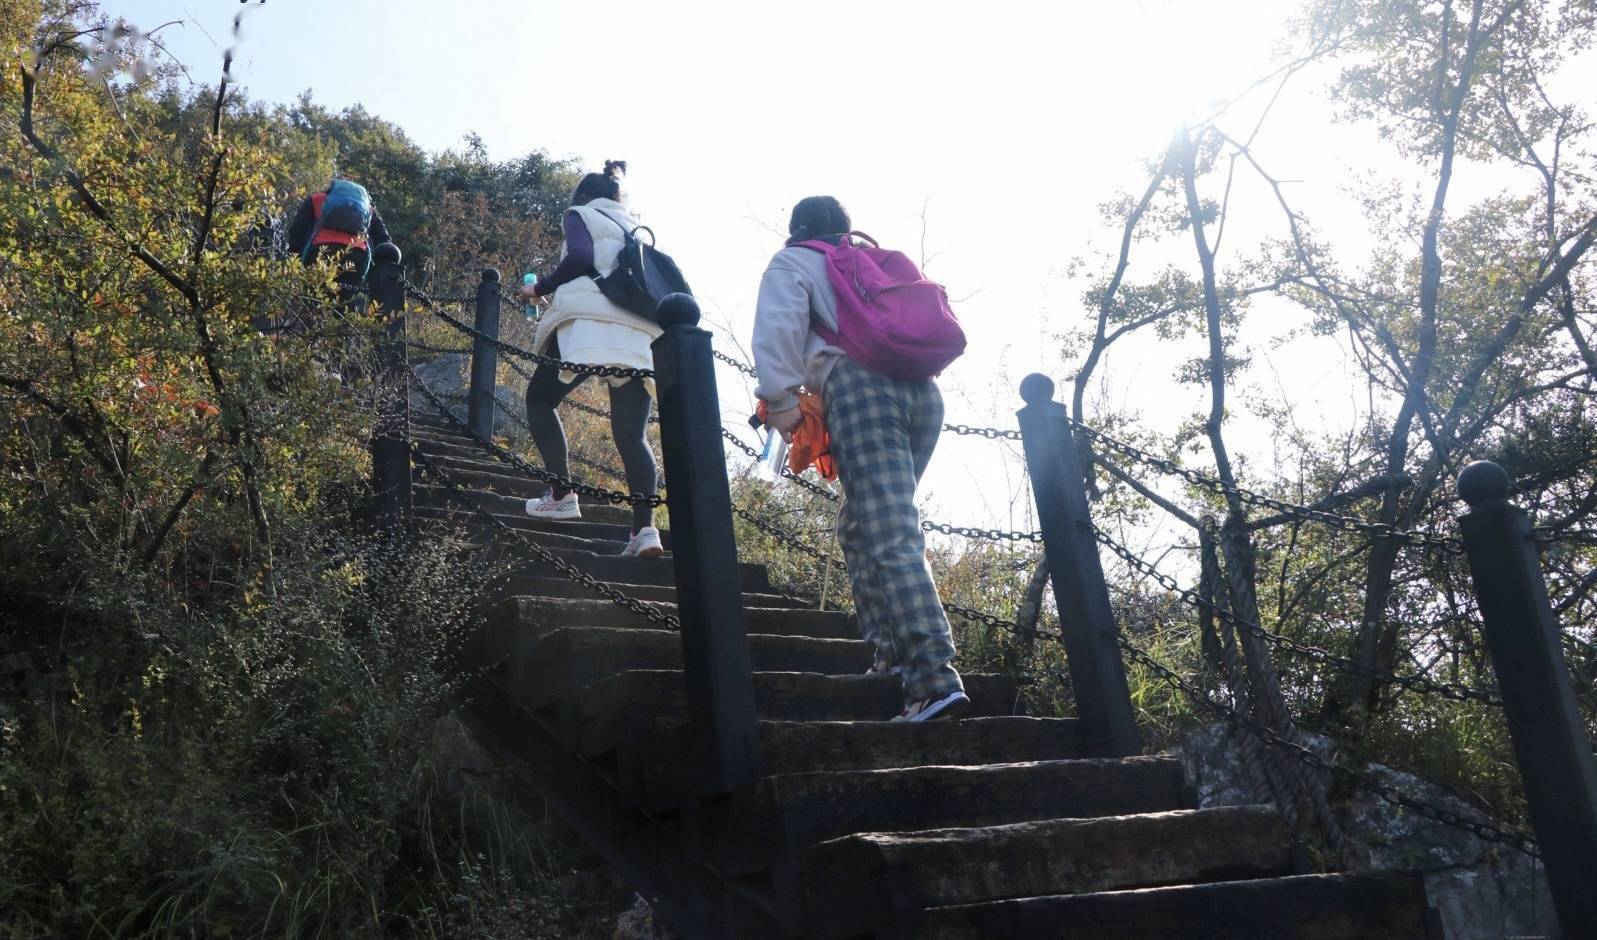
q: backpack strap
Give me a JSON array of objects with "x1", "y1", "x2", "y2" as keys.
[{"x1": 593, "y1": 208, "x2": 656, "y2": 247}]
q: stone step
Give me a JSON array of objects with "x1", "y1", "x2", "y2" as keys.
[
  {"x1": 489, "y1": 596, "x2": 857, "y2": 642},
  {"x1": 713, "y1": 756, "x2": 1189, "y2": 876},
  {"x1": 802, "y1": 806, "x2": 1295, "y2": 938},
  {"x1": 413, "y1": 484, "x2": 649, "y2": 531},
  {"x1": 480, "y1": 546, "x2": 771, "y2": 594},
  {"x1": 566, "y1": 670, "x2": 1021, "y2": 759},
  {"x1": 627, "y1": 716, "x2": 1083, "y2": 812},
  {"x1": 920, "y1": 872, "x2": 1436, "y2": 940},
  {"x1": 509, "y1": 627, "x2": 873, "y2": 711},
  {"x1": 416, "y1": 507, "x2": 631, "y2": 554},
  {"x1": 494, "y1": 575, "x2": 809, "y2": 609},
  {"x1": 412, "y1": 457, "x2": 645, "y2": 523},
  {"x1": 418, "y1": 507, "x2": 671, "y2": 550}
]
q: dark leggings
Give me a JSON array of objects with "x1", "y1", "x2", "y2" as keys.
[{"x1": 524, "y1": 340, "x2": 657, "y2": 531}]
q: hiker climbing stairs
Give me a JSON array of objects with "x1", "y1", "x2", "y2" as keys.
[{"x1": 403, "y1": 411, "x2": 1442, "y2": 938}]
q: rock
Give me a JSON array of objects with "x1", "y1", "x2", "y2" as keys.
[
  {"x1": 613, "y1": 894, "x2": 676, "y2": 940},
  {"x1": 1173, "y1": 723, "x2": 1559, "y2": 939},
  {"x1": 407, "y1": 351, "x2": 530, "y2": 438}
]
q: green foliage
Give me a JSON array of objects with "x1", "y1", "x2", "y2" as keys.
[{"x1": 0, "y1": 3, "x2": 602, "y2": 936}]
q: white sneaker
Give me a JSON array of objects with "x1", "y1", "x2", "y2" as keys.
[
  {"x1": 891, "y1": 689, "x2": 970, "y2": 723},
  {"x1": 525, "y1": 492, "x2": 580, "y2": 521},
  {"x1": 621, "y1": 526, "x2": 665, "y2": 558}
]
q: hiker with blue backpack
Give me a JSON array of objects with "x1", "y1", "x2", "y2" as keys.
[
  {"x1": 752, "y1": 196, "x2": 970, "y2": 722},
  {"x1": 517, "y1": 161, "x2": 691, "y2": 559},
  {"x1": 286, "y1": 178, "x2": 393, "y2": 299}
]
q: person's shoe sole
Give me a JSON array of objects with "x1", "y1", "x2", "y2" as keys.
[{"x1": 904, "y1": 691, "x2": 970, "y2": 722}]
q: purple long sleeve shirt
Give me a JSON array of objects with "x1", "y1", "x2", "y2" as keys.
[{"x1": 533, "y1": 211, "x2": 594, "y2": 296}]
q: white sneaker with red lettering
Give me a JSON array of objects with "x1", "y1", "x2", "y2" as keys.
[
  {"x1": 525, "y1": 492, "x2": 580, "y2": 521},
  {"x1": 622, "y1": 526, "x2": 665, "y2": 558}
]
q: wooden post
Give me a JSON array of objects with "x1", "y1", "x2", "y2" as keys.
[
  {"x1": 1018, "y1": 373, "x2": 1141, "y2": 757},
  {"x1": 368, "y1": 242, "x2": 411, "y2": 530},
  {"x1": 467, "y1": 267, "x2": 501, "y2": 441},
  {"x1": 1456, "y1": 460, "x2": 1597, "y2": 934},
  {"x1": 651, "y1": 293, "x2": 760, "y2": 795}
]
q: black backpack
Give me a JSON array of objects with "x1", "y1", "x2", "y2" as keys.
[{"x1": 591, "y1": 210, "x2": 693, "y2": 324}]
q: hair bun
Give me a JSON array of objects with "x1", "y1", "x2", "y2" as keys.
[{"x1": 603, "y1": 160, "x2": 628, "y2": 179}]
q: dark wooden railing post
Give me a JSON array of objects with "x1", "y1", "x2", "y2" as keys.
[
  {"x1": 367, "y1": 242, "x2": 411, "y2": 529},
  {"x1": 467, "y1": 267, "x2": 501, "y2": 441},
  {"x1": 651, "y1": 293, "x2": 760, "y2": 795},
  {"x1": 1017, "y1": 373, "x2": 1142, "y2": 758},
  {"x1": 1456, "y1": 460, "x2": 1597, "y2": 934}
]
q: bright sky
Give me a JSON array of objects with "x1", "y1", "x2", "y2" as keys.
[{"x1": 97, "y1": 0, "x2": 1565, "y2": 539}]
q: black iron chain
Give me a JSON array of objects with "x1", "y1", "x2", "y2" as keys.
[
  {"x1": 710, "y1": 354, "x2": 1027, "y2": 445},
  {"x1": 1091, "y1": 526, "x2": 1504, "y2": 708},
  {"x1": 943, "y1": 422, "x2": 1024, "y2": 441},
  {"x1": 730, "y1": 499, "x2": 1044, "y2": 639},
  {"x1": 721, "y1": 427, "x2": 842, "y2": 501},
  {"x1": 411, "y1": 448, "x2": 680, "y2": 632},
  {"x1": 421, "y1": 304, "x2": 656, "y2": 381},
  {"x1": 1113, "y1": 639, "x2": 1540, "y2": 858},
  {"x1": 714, "y1": 349, "x2": 760, "y2": 377},
  {"x1": 921, "y1": 520, "x2": 1043, "y2": 543},
  {"x1": 408, "y1": 366, "x2": 663, "y2": 508}
]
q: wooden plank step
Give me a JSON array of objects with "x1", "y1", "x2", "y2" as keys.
[
  {"x1": 802, "y1": 806, "x2": 1295, "y2": 939},
  {"x1": 716, "y1": 755, "x2": 1188, "y2": 865},
  {"x1": 920, "y1": 872, "x2": 1437, "y2": 940},
  {"x1": 413, "y1": 485, "x2": 652, "y2": 534},
  {"x1": 494, "y1": 575, "x2": 808, "y2": 609},
  {"x1": 627, "y1": 717, "x2": 1082, "y2": 812},
  {"x1": 512, "y1": 627, "x2": 872, "y2": 711},
  {"x1": 490, "y1": 596, "x2": 857, "y2": 641},
  {"x1": 568, "y1": 671, "x2": 1020, "y2": 758},
  {"x1": 480, "y1": 547, "x2": 772, "y2": 593}
]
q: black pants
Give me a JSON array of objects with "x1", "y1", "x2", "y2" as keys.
[{"x1": 525, "y1": 339, "x2": 657, "y2": 532}]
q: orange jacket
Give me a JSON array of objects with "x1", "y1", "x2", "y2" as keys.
[{"x1": 757, "y1": 391, "x2": 836, "y2": 481}]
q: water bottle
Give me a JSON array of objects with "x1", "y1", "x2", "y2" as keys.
[
  {"x1": 754, "y1": 426, "x2": 789, "y2": 484},
  {"x1": 522, "y1": 272, "x2": 539, "y2": 320}
]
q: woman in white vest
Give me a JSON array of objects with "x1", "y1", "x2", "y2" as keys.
[{"x1": 517, "y1": 161, "x2": 663, "y2": 557}]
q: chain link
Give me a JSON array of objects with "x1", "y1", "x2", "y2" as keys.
[
  {"x1": 721, "y1": 427, "x2": 842, "y2": 501},
  {"x1": 1091, "y1": 526, "x2": 1504, "y2": 708},
  {"x1": 921, "y1": 520, "x2": 1044, "y2": 544},
  {"x1": 943, "y1": 422, "x2": 1024, "y2": 441},
  {"x1": 1113, "y1": 638, "x2": 1540, "y2": 857},
  {"x1": 411, "y1": 448, "x2": 680, "y2": 632},
  {"x1": 714, "y1": 349, "x2": 760, "y2": 377},
  {"x1": 408, "y1": 366, "x2": 663, "y2": 508}
]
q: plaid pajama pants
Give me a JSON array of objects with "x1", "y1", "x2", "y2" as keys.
[{"x1": 825, "y1": 358, "x2": 964, "y2": 704}]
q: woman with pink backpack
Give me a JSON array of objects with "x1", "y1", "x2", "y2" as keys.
[{"x1": 752, "y1": 196, "x2": 969, "y2": 722}]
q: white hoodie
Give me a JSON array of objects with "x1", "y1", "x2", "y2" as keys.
[{"x1": 752, "y1": 245, "x2": 846, "y2": 414}]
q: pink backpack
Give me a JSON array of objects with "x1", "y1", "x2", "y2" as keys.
[{"x1": 796, "y1": 233, "x2": 966, "y2": 382}]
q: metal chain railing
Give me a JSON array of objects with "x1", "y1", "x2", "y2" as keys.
[
  {"x1": 411, "y1": 447, "x2": 680, "y2": 632},
  {"x1": 408, "y1": 365, "x2": 662, "y2": 509},
  {"x1": 729, "y1": 498, "x2": 1044, "y2": 639},
  {"x1": 1091, "y1": 525, "x2": 1503, "y2": 708},
  {"x1": 714, "y1": 349, "x2": 759, "y2": 377},
  {"x1": 1115, "y1": 635, "x2": 1541, "y2": 858},
  {"x1": 422, "y1": 303, "x2": 656, "y2": 381},
  {"x1": 943, "y1": 422, "x2": 1024, "y2": 441},
  {"x1": 922, "y1": 520, "x2": 1043, "y2": 544}
]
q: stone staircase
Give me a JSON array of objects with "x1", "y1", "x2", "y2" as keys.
[{"x1": 408, "y1": 413, "x2": 1441, "y2": 938}]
